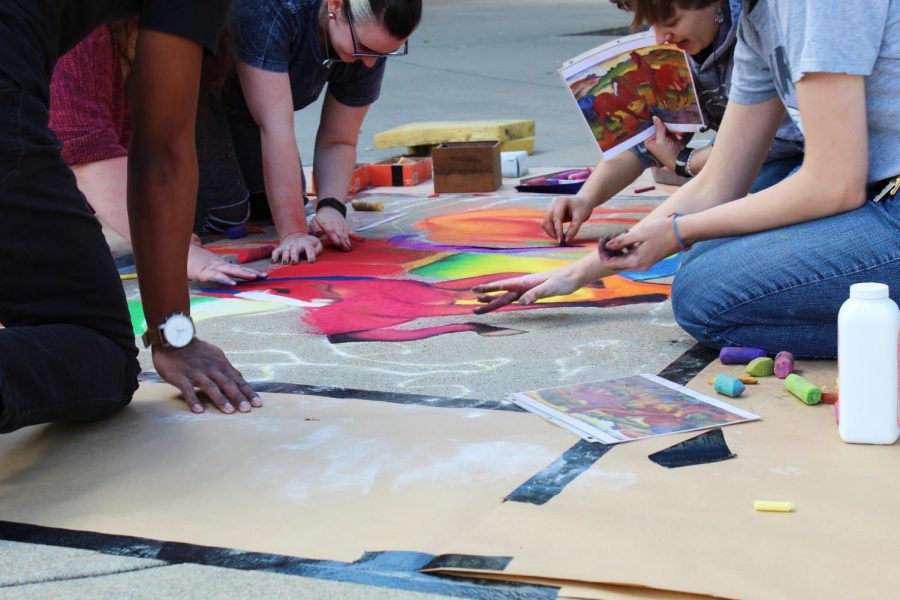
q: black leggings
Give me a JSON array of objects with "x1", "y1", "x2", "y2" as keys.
[{"x1": 0, "y1": 80, "x2": 140, "y2": 433}]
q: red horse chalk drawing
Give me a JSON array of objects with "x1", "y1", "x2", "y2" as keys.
[
  {"x1": 563, "y1": 32, "x2": 704, "y2": 157},
  {"x1": 202, "y1": 208, "x2": 672, "y2": 343}
]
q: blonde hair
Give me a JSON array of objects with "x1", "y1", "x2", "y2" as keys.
[{"x1": 346, "y1": 0, "x2": 375, "y2": 24}]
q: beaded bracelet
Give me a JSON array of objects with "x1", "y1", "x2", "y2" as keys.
[
  {"x1": 669, "y1": 212, "x2": 692, "y2": 252},
  {"x1": 316, "y1": 197, "x2": 347, "y2": 218}
]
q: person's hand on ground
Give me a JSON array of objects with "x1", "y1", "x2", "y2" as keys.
[
  {"x1": 644, "y1": 115, "x2": 685, "y2": 172},
  {"x1": 543, "y1": 194, "x2": 595, "y2": 244},
  {"x1": 272, "y1": 231, "x2": 323, "y2": 265},
  {"x1": 152, "y1": 339, "x2": 263, "y2": 414},
  {"x1": 600, "y1": 217, "x2": 680, "y2": 272},
  {"x1": 309, "y1": 216, "x2": 366, "y2": 249},
  {"x1": 312, "y1": 205, "x2": 354, "y2": 251},
  {"x1": 471, "y1": 270, "x2": 582, "y2": 314},
  {"x1": 187, "y1": 245, "x2": 267, "y2": 286}
]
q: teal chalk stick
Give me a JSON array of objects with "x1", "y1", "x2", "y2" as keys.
[{"x1": 714, "y1": 373, "x2": 746, "y2": 398}]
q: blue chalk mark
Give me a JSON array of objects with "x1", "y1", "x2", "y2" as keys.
[{"x1": 620, "y1": 253, "x2": 681, "y2": 281}]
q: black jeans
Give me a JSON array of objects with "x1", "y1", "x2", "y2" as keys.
[
  {"x1": 194, "y1": 84, "x2": 306, "y2": 232},
  {"x1": 0, "y1": 79, "x2": 140, "y2": 433}
]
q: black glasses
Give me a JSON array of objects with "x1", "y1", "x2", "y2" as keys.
[{"x1": 344, "y1": 4, "x2": 408, "y2": 58}]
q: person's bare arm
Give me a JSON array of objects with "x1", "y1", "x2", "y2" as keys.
[
  {"x1": 128, "y1": 29, "x2": 260, "y2": 413},
  {"x1": 74, "y1": 157, "x2": 264, "y2": 285},
  {"x1": 543, "y1": 151, "x2": 644, "y2": 244},
  {"x1": 235, "y1": 60, "x2": 321, "y2": 264},
  {"x1": 311, "y1": 92, "x2": 371, "y2": 250},
  {"x1": 605, "y1": 74, "x2": 868, "y2": 270}
]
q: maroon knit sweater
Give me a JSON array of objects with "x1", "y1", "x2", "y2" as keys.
[{"x1": 49, "y1": 25, "x2": 131, "y2": 167}]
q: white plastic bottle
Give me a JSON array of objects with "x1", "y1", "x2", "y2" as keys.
[{"x1": 837, "y1": 282, "x2": 900, "y2": 444}]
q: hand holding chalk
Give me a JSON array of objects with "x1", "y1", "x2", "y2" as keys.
[
  {"x1": 472, "y1": 270, "x2": 580, "y2": 314},
  {"x1": 312, "y1": 207, "x2": 353, "y2": 251},
  {"x1": 600, "y1": 217, "x2": 679, "y2": 272},
  {"x1": 542, "y1": 194, "x2": 594, "y2": 244}
]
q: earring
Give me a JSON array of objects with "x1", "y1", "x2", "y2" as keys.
[
  {"x1": 714, "y1": 7, "x2": 724, "y2": 23},
  {"x1": 328, "y1": 11, "x2": 336, "y2": 18}
]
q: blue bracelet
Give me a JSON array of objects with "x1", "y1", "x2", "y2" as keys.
[{"x1": 670, "y1": 212, "x2": 691, "y2": 252}]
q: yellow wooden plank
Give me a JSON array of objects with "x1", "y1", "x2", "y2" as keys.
[
  {"x1": 499, "y1": 137, "x2": 535, "y2": 155},
  {"x1": 374, "y1": 119, "x2": 535, "y2": 149}
]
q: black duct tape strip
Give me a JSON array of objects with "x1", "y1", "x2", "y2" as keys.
[
  {"x1": 648, "y1": 428, "x2": 736, "y2": 469},
  {"x1": 656, "y1": 343, "x2": 719, "y2": 385},
  {"x1": 504, "y1": 440, "x2": 613, "y2": 505},
  {"x1": 504, "y1": 342, "x2": 718, "y2": 505},
  {"x1": 422, "y1": 553, "x2": 512, "y2": 571},
  {"x1": 138, "y1": 373, "x2": 524, "y2": 413},
  {"x1": 0, "y1": 521, "x2": 556, "y2": 599}
]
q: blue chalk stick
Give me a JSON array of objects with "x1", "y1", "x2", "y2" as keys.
[{"x1": 714, "y1": 373, "x2": 745, "y2": 398}]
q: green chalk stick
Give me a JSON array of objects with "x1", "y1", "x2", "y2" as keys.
[
  {"x1": 714, "y1": 373, "x2": 745, "y2": 398},
  {"x1": 745, "y1": 357, "x2": 774, "y2": 377},
  {"x1": 784, "y1": 374, "x2": 821, "y2": 405}
]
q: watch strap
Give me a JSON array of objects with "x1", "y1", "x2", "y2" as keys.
[
  {"x1": 142, "y1": 327, "x2": 166, "y2": 349},
  {"x1": 674, "y1": 147, "x2": 695, "y2": 178},
  {"x1": 316, "y1": 197, "x2": 347, "y2": 218}
]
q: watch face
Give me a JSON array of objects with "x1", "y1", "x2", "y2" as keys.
[{"x1": 163, "y1": 314, "x2": 195, "y2": 348}]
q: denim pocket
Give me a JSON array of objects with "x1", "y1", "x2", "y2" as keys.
[{"x1": 0, "y1": 84, "x2": 24, "y2": 190}]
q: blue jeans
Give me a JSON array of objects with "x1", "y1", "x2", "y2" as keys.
[
  {"x1": 0, "y1": 80, "x2": 140, "y2": 432},
  {"x1": 672, "y1": 191, "x2": 900, "y2": 358},
  {"x1": 750, "y1": 156, "x2": 803, "y2": 193}
]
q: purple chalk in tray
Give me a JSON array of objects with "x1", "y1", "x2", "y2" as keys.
[
  {"x1": 719, "y1": 346, "x2": 768, "y2": 365},
  {"x1": 544, "y1": 178, "x2": 559, "y2": 185}
]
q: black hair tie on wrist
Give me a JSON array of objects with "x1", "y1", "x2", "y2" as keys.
[{"x1": 316, "y1": 197, "x2": 347, "y2": 218}]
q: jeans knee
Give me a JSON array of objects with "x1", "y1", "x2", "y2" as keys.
[{"x1": 672, "y1": 261, "x2": 724, "y2": 348}]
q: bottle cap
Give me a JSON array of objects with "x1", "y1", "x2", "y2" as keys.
[{"x1": 849, "y1": 282, "x2": 890, "y2": 300}]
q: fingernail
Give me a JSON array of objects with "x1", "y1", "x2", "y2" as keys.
[
  {"x1": 192, "y1": 404, "x2": 204, "y2": 414},
  {"x1": 223, "y1": 403, "x2": 235, "y2": 414},
  {"x1": 239, "y1": 400, "x2": 251, "y2": 412},
  {"x1": 251, "y1": 396, "x2": 263, "y2": 407}
]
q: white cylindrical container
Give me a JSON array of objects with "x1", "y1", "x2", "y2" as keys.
[{"x1": 837, "y1": 282, "x2": 900, "y2": 444}]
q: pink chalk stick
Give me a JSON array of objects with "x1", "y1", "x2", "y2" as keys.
[{"x1": 774, "y1": 351, "x2": 795, "y2": 379}]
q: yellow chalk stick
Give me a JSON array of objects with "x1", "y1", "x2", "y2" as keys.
[
  {"x1": 120, "y1": 273, "x2": 137, "y2": 280},
  {"x1": 351, "y1": 200, "x2": 384, "y2": 211},
  {"x1": 754, "y1": 500, "x2": 794, "y2": 512}
]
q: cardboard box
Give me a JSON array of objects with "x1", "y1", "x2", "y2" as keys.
[
  {"x1": 367, "y1": 157, "x2": 432, "y2": 187},
  {"x1": 432, "y1": 141, "x2": 501, "y2": 193},
  {"x1": 309, "y1": 164, "x2": 371, "y2": 195}
]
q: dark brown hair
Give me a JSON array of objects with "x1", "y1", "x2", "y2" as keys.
[
  {"x1": 367, "y1": 0, "x2": 422, "y2": 40},
  {"x1": 611, "y1": 0, "x2": 720, "y2": 29}
]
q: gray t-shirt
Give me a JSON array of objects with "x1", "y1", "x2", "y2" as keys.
[{"x1": 730, "y1": 0, "x2": 900, "y2": 182}]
